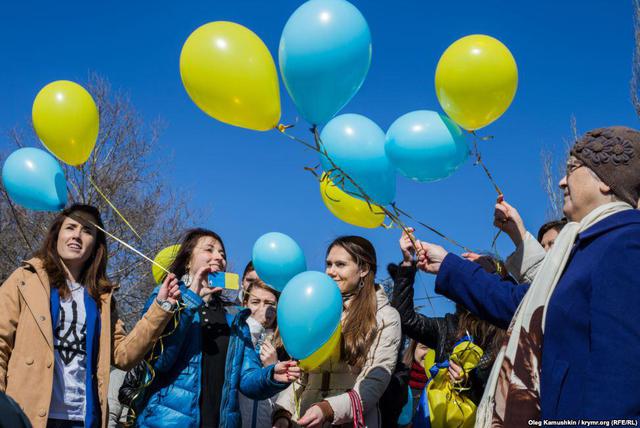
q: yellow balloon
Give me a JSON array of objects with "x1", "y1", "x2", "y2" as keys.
[
  {"x1": 299, "y1": 324, "x2": 341, "y2": 371},
  {"x1": 320, "y1": 174, "x2": 385, "y2": 229},
  {"x1": 180, "y1": 21, "x2": 281, "y2": 131},
  {"x1": 435, "y1": 35, "x2": 518, "y2": 131},
  {"x1": 32, "y1": 80, "x2": 99, "y2": 166},
  {"x1": 152, "y1": 244, "x2": 181, "y2": 284}
]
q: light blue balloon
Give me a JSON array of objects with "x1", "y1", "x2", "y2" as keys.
[
  {"x1": 279, "y1": 0, "x2": 371, "y2": 126},
  {"x1": 320, "y1": 114, "x2": 396, "y2": 205},
  {"x1": 277, "y1": 271, "x2": 342, "y2": 360},
  {"x1": 2, "y1": 147, "x2": 67, "y2": 211},
  {"x1": 252, "y1": 232, "x2": 307, "y2": 292},
  {"x1": 385, "y1": 111, "x2": 469, "y2": 182}
]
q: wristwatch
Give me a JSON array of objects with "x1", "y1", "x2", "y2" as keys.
[{"x1": 156, "y1": 298, "x2": 176, "y2": 312}]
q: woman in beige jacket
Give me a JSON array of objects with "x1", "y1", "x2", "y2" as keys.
[
  {"x1": 0, "y1": 204, "x2": 180, "y2": 428},
  {"x1": 273, "y1": 236, "x2": 402, "y2": 428}
]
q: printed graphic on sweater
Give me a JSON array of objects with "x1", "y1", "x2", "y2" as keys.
[{"x1": 54, "y1": 298, "x2": 87, "y2": 364}]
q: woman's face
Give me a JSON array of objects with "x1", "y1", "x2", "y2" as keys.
[
  {"x1": 246, "y1": 287, "x2": 277, "y2": 328},
  {"x1": 188, "y1": 236, "x2": 226, "y2": 277},
  {"x1": 56, "y1": 216, "x2": 97, "y2": 273},
  {"x1": 325, "y1": 245, "x2": 368, "y2": 294},
  {"x1": 414, "y1": 343, "x2": 430, "y2": 365}
]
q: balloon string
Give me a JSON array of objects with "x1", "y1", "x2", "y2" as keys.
[
  {"x1": 277, "y1": 124, "x2": 472, "y2": 252},
  {"x1": 469, "y1": 131, "x2": 503, "y2": 196},
  {"x1": 389, "y1": 204, "x2": 472, "y2": 253},
  {"x1": 85, "y1": 172, "x2": 142, "y2": 240},
  {"x1": 85, "y1": 218, "x2": 169, "y2": 275},
  {"x1": 490, "y1": 228, "x2": 503, "y2": 259},
  {"x1": 278, "y1": 125, "x2": 319, "y2": 151},
  {"x1": 313, "y1": 127, "x2": 464, "y2": 316},
  {"x1": 278, "y1": 124, "x2": 466, "y2": 316}
]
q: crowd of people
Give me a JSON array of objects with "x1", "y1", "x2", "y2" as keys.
[{"x1": 1, "y1": 125, "x2": 639, "y2": 427}]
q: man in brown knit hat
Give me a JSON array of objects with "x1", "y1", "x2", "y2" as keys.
[{"x1": 413, "y1": 126, "x2": 640, "y2": 424}]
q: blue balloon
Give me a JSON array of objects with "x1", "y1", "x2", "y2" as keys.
[
  {"x1": 279, "y1": 0, "x2": 371, "y2": 126},
  {"x1": 320, "y1": 114, "x2": 396, "y2": 205},
  {"x1": 252, "y1": 232, "x2": 307, "y2": 292},
  {"x1": 2, "y1": 147, "x2": 67, "y2": 211},
  {"x1": 385, "y1": 110, "x2": 469, "y2": 182},
  {"x1": 277, "y1": 271, "x2": 342, "y2": 359}
]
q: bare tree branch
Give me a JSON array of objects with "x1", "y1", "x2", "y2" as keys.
[
  {"x1": 540, "y1": 116, "x2": 578, "y2": 220},
  {"x1": 0, "y1": 73, "x2": 201, "y2": 328}
]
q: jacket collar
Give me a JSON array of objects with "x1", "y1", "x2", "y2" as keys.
[
  {"x1": 233, "y1": 307, "x2": 253, "y2": 337},
  {"x1": 577, "y1": 209, "x2": 640, "y2": 242},
  {"x1": 21, "y1": 257, "x2": 51, "y2": 297},
  {"x1": 375, "y1": 285, "x2": 391, "y2": 312}
]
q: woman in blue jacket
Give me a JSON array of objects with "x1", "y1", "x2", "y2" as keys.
[{"x1": 135, "y1": 228, "x2": 299, "y2": 428}]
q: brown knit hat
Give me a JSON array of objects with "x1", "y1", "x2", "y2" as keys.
[{"x1": 570, "y1": 126, "x2": 640, "y2": 207}]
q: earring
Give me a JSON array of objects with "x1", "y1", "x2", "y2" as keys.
[{"x1": 358, "y1": 278, "x2": 365, "y2": 290}]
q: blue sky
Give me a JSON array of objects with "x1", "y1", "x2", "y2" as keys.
[{"x1": 1, "y1": 1, "x2": 636, "y2": 316}]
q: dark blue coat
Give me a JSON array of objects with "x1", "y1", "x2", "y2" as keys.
[{"x1": 435, "y1": 210, "x2": 640, "y2": 421}]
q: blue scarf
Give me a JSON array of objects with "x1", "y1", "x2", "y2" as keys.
[{"x1": 50, "y1": 288, "x2": 101, "y2": 428}]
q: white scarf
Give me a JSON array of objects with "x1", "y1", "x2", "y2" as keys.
[{"x1": 476, "y1": 202, "x2": 632, "y2": 427}]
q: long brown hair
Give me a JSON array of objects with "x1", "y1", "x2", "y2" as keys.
[
  {"x1": 402, "y1": 338, "x2": 419, "y2": 367},
  {"x1": 166, "y1": 228, "x2": 227, "y2": 280},
  {"x1": 35, "y1": 204, "x2": 112, "y2": 302},
  {"x1": 327, "y1": 236, "x2": 379, "y2": 368}
]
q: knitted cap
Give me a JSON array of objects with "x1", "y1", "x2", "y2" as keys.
[{"x1": 570, "y1": 126, "x2": 640, "y2": 207}]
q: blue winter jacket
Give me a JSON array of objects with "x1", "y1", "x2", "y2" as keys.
[
  {"x1": 434, "y1": 210, "x2": 640, "y2": 421},
  {"x1": 136, "y1": 284, "x2": 286, "y2": 428},
  {"x1": 219, "y1": 308, "x2": 288, "y2": 428},
  {"x1": 136, "y1": 284, "x2": 204, "y2": 428}
]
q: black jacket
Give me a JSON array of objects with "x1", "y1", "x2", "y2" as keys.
[
  {"x1": 388, "y1": 263, "x2": 491, "y2": 404},
  {"x1": 379, "y1": 350, "x2": 410, "y2": 428},
  {"x1": 118, "y1": 361, "x2": 146, "y2": 410}
]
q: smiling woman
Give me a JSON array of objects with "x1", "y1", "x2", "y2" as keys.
[
  {"x1": 0, "y1": 203, "x2": 179, "y2": 428},
  {"x1": 273, "y1": 235, "x2": 402, "y2": 428},
  {"x1": 132, "y1": 228, "x2": 300, "y2": 428}
]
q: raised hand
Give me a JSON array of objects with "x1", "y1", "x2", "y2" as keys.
[
  {"x1": 416, "y1": 241, "x2": 449, "y2": 274},
  {"x1": 157, "y1": 273, "x2": 181, "y2": 306},
  {"x1": 189, "y1": 265, "x2": 222, "y2": 301},
  {"x1": 494, "y1": 196, "x2": 527, "y2": 246},
  {"x1": 448, "y1": 360, "x2": 467, "y2": 384},
  {"x1": 400, "y1": 227, "x2": 417, "y2": 266}
]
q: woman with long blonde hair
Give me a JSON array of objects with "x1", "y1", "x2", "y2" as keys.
[{"x1": 273, "y1": 236, "x2": 402, "y2": 428}]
